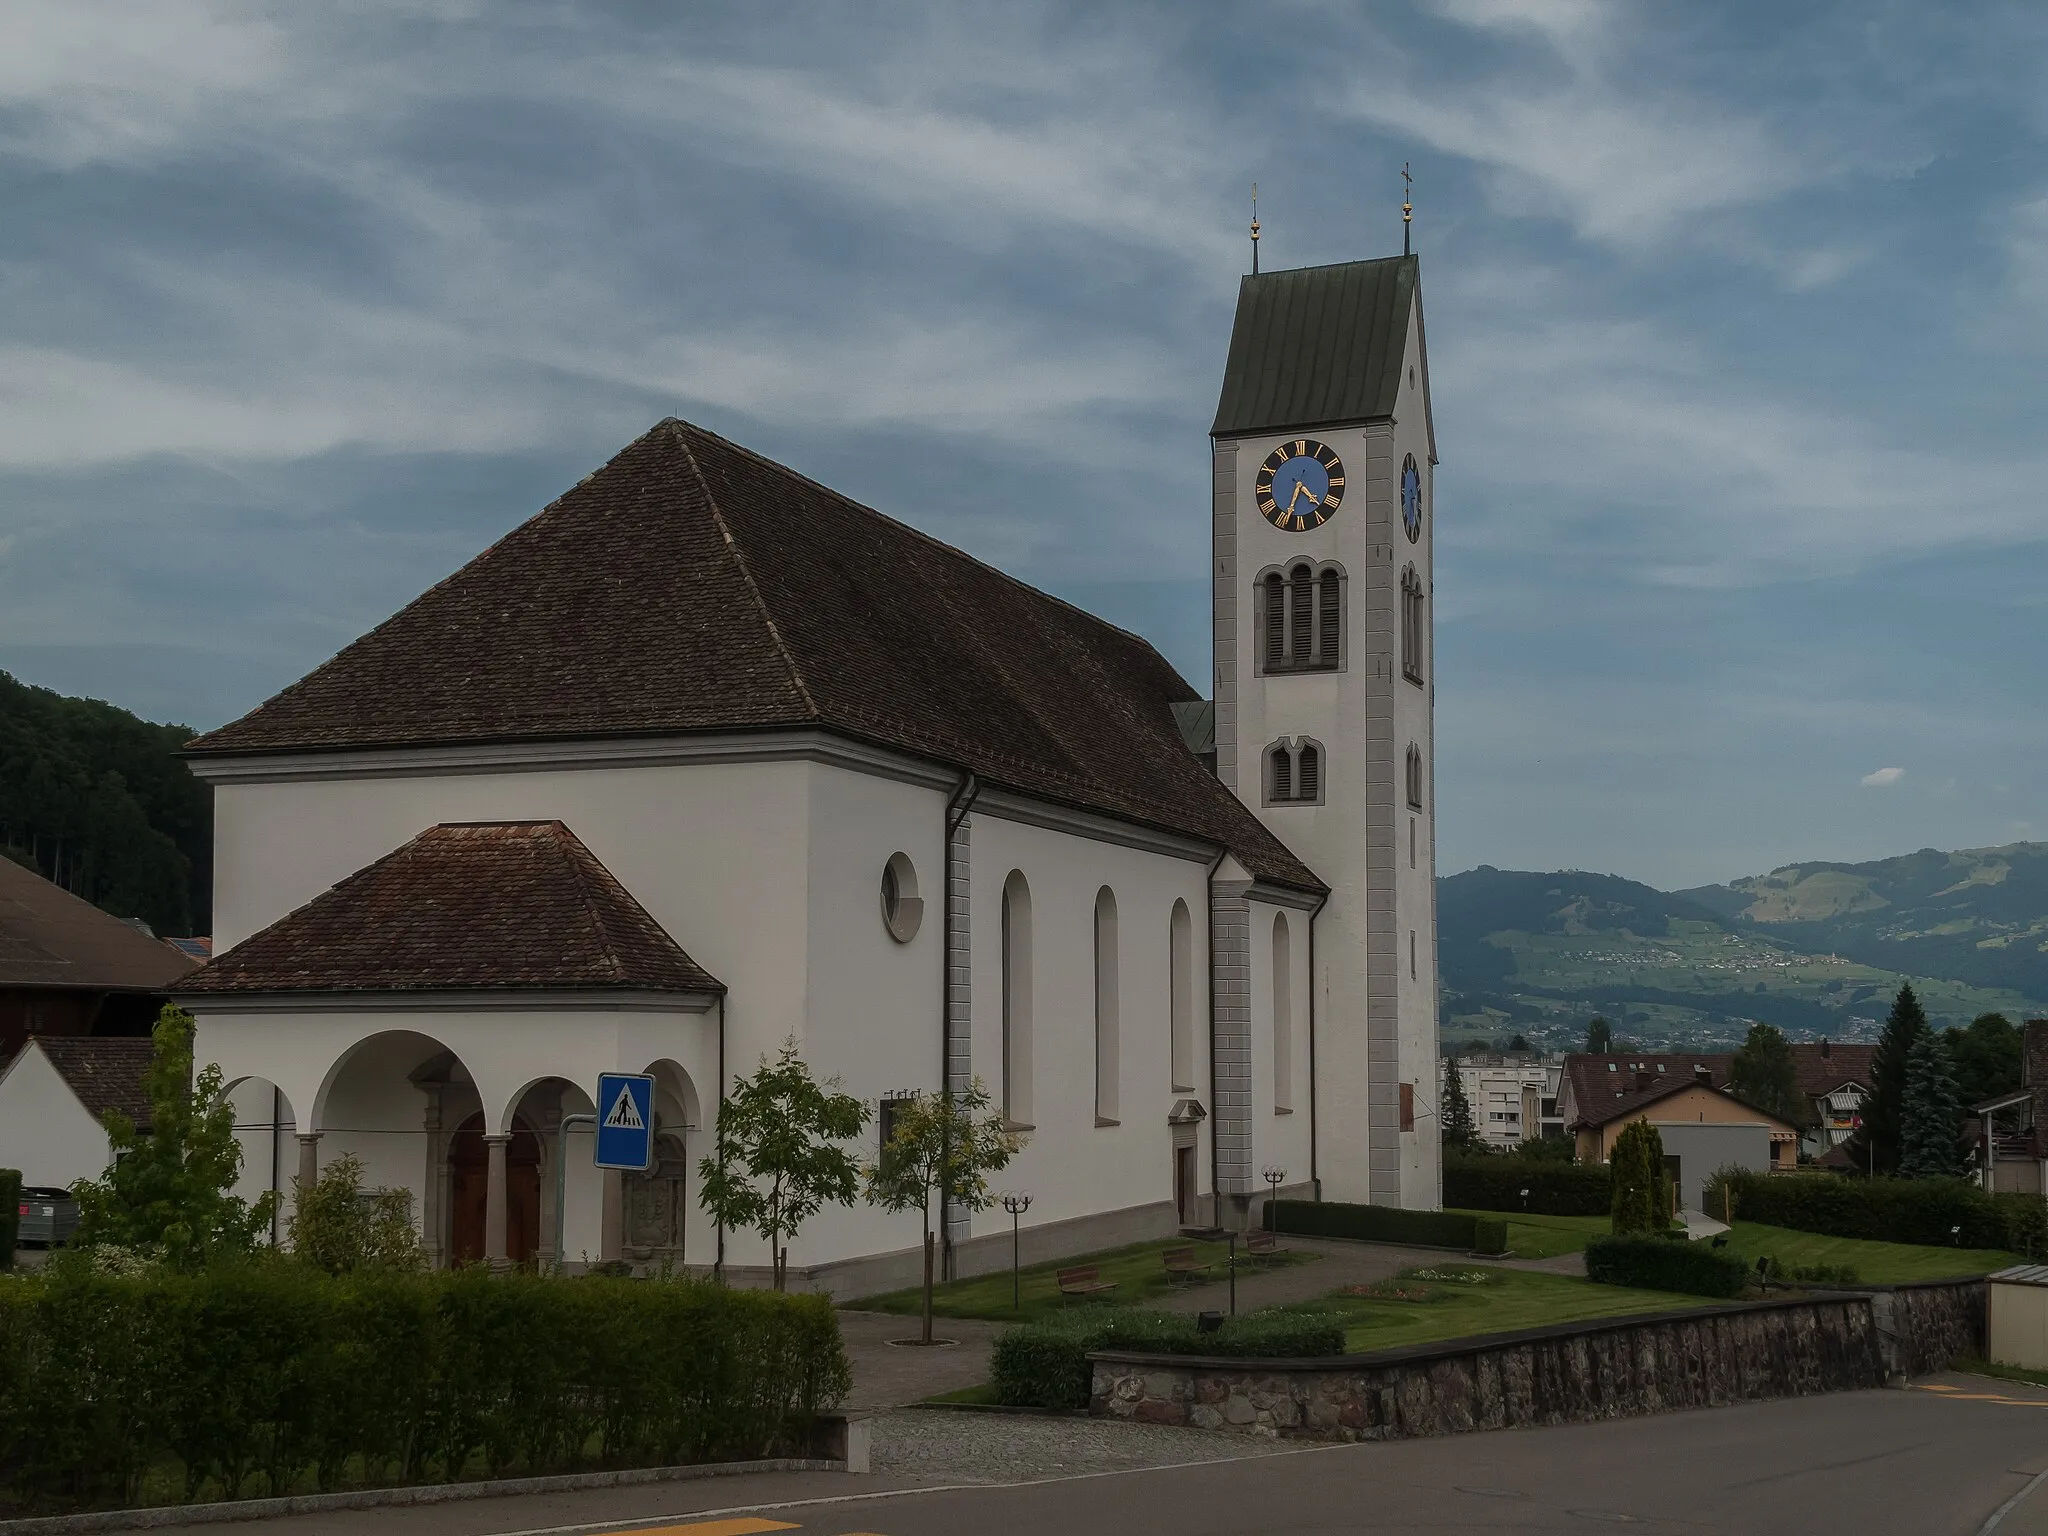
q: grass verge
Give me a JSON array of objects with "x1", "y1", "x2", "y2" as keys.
[
  {"x1": 1276, "y1": 1265, "x2": 1712, "y2": 1353},
  {"x1": 850, "y1": 1238, "x2": 1316, "y2": 1322},
  {"x1": 1714, "y1": 1222, "x2": 2020, "y2": 1283},
  {"x1": 1447, "y1": 1209, "x2": 1608, "y2": 1259}
]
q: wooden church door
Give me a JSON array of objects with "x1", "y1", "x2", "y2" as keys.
[{"x1": 448, "y1": 1112, "x2": 542, "y2": 1265}]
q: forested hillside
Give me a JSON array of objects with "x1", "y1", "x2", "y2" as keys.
[
  {"x1": 0, "y1": 670, "x2": 210, "y2": 936},
  {"x1": 1439, "y1": 863, "x2": 2043, "y2": 1053}
]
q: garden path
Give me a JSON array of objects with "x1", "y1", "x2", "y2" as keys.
[{"x1": 837, "y1": 1310, "x2": 1001, "y2": 1408}]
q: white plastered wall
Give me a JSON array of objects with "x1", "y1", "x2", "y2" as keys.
[
  {"x1": 1248, "y1": 897, "x2": 1316, "y2": 1207},
  {"x1": 966, "y1": 812, "x2": 1212, "y2": 1245},
  {"x1": 0, "y1": 1044, "x2": 114, "y2": 1188}
]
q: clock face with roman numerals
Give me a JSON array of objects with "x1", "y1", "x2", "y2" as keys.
[{"x1": 1255, "y1": 439, "x2": 1344, "y2": 532}]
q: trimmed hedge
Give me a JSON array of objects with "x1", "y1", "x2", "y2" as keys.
[
  {"x1": 1584, "y1": 1234, "x2": 1749, "y2": 1299},
  {"x1": 1472, "y1": 1218, "x2": 1509, "y2": 1256},
  {"x1": 1266, "y1": 1200, "x2": 1486, "y2": 1250},
  {"x1": 1444, "y1": 1155, "x2": 1613, "y2": 1216},
  {"x1": 1717, "y1": 1171, "x2": 2046, "y2": 1255},
  {"x1": 0, "y1": 1171, "x2": 17, "y2": 1269},
  {"x1": 990, "y1": 1308, "x2": 1346, "y2": 1409},
  {"x1": 0, "y1": 1265, "x2": 849, "y2": 1512}
]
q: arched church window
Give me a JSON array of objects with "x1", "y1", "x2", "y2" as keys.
[
  {"x1": 1001, "y1": 871, "x2": 1034, "y2": 1127},
  {"x1": 1258, "y1": 561, "x2": 1346, "y2": 674},
  {"x1": 1405, "y1": 744, "x2": 1424, "y2": 810},
  {"x1": 880, "y1": 852, "x2": 922, "y2": 942},
  {"x1": 1094, "y1": 887, "x2": 1120, "y2": 1124},
  {"x1": 1272, "y1": 911, "x2": 1293, "y2": 1113},
  {"x1": 1401, "y1": 565, "x2": 1426, "y2": 685},
  {"x1": 1297, "y1": 742, "x2": 1320, "y2": 802},
  {"x1": 1169, "y1": 900, "x2": 1194, "y2": 1092},
  {"x1": 1266, "y1": 739, "x2": 1325, "y2": 806},
  {"x1": 1268, "y1": 742, "x2": 1292, "y2": 803}
]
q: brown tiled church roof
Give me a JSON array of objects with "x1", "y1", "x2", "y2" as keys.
[
  {"x1": 31, "y1": 1036, "x2": 157, "y2": 1129},
  {"x1": 179, "y1": 821, "x2": 722, "y2": 997},
  {"x1": 0, "y1": 857, "x2": 197, "y2": 991},
  {"x1": 185, "y1": 420, "x2": 1320, "y2": 892}
]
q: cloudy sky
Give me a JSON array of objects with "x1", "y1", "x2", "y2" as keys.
[{"x1": 3, "y1": 0, "x2": 2044, "y2": 890}]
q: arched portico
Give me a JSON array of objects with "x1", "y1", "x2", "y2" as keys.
[
  {"x1": 222, "y1": 1075, "x2": 296, "y2": 1245},
  {"x1": 620, "y1": 1059, "x2": 704, "y2": 1271}
]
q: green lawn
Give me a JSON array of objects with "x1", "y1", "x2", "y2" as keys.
[
  {"x1": 849, "y1": 1238, "x2": 1315, "y2": 1322},
  {"x1": 1448, "y1": 1209, "x2": 1607, "y2": 1259},
  {"x1": 1715, "y1": 1223, "x2": 2020, "y2": 1283},
  {"x1": 1280, "y1": 1265, "x2": 1711, "y2": 1352}
]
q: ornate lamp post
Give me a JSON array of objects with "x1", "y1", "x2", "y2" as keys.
[{"x1": 1001, "y1": 1191, "x2": 1033, "y2": 1310}]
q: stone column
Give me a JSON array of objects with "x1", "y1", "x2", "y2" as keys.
[
  {"x1": 483, "y1": 1133, "x2": 511, "y2": 1273},
  {"x1": 421, "y1": 1088, "x2": 445, "y2": 1270},
  {"x1": 295, "y1": 1133, "x2": 321, "y2": 1196},
  {"x1": 538, "y1": 1102, "x2": 562, "y2": 1268}
]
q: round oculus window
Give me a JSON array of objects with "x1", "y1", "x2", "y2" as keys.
[{"x1": 880, "y1": 852, "x2": 924, "y2": 943}]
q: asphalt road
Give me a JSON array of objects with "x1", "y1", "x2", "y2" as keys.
[{"x1": 136, "y1": 1376, "x2": 2048, "y2": 1536}]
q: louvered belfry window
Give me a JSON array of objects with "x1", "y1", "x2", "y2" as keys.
[
  {"x1": 1270, "y1": 743, "x2": 1293, "y2": 802},
  {"x1": 1406, "y1": 744, "x2": 1424, "y2": 809},
  {"x1": 1261, "y1": 564, "x2": 1344, "y2": 673},
  {"x1": 1267, "y1": 740, "x2": 1324, "y2": 805},
  {"x1": 1297, "y1": 742, "x2": 1320, "y2": 802},
  {"x1": 1401, "y1": 566, "x2": 1425, "y2": 684}
]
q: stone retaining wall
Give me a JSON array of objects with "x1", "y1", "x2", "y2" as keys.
[{"x1": 1089, "y1": 1280, "x2": 1984, "y2": 1442}]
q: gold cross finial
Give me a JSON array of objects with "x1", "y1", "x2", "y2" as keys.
[
  {"x1": 1402, "y1": 163, "x2": 1413, "y2": 256},
  {"x1": 1250, "y1": 181, "x2": 1261, "y2": 275}
]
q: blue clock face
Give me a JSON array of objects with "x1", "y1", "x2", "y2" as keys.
[
  {"x1": 1401, "y1": 456, "x2": 1422, "y2": 542},
  {"x1": 1256, "y1": 439, "x2": 1344, "y2": 532}
]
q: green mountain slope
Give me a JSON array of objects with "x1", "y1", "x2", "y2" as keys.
[
  {"x1": 0, "y1": 670, "x2": 211, "y2": 936},
  {"x1": 1676, "y1": 843, "x2": 2048, "y2": 1000},
  {"x1": 1439, "y1": 861, "x2": 2044, "y2": 1052}
]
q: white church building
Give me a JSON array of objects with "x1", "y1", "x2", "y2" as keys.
[{"x1": 178, "y1": 252, "x2": 1441, "y2": 1295}]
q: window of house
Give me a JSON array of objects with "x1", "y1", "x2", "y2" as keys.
[{"x1": 1400, "y1": 565, "x2": 1425, "y2": 685}]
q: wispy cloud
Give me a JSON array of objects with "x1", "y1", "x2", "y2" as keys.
[{"x1": 1861, "y1": 767, "x2": 1906, "y2": 788}]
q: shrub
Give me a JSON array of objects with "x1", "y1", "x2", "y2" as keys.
[
  {"x1": 0, "y1": 1265, "x2": 849, "y2": 1511},
  {"x1": 1609, "y1": 1121, "x2": 1672, "y2": 1235},
  {"x1": 1472, "y1": 1218, "x2": 1509, "y2": 1256},
  {"x1": 0, "y1": 1170, "x2": 18, "y2": 1270},
  {"x1": 990, "y1": 1308, "x2": 1344, "y2": 1410},
  {"x1": 1585, "y1": 1235, "x2": 1749, "y2": 1298},
  {"x1": 287, "y1": 1155, "x2": 422, "y2": 1275},
  {"x1": 1266, "y1": 1200, "x2": 1483, "y2": 1250},
  {"x1": 1716, "y1": 1170, "x2": 2041, "y2": 1253},
  {"x1": 1755, "y1": 1256, "x2": 1860, "y2": 1286},
  {"x1": 1443, "y1": 1156, "x2": 1612, "y2": 1216}
]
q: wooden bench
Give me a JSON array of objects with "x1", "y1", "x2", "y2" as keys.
[
  {"x1": 1163, "y1": 1246, "x2": 1212, "y2": 1286},
  {"x1": 1055, "y1": 1265, "x2": 1118, "y2": 1302},
  {"x1": 1245, "y1": 1232, "x2": 1286, "y2": 1267}
]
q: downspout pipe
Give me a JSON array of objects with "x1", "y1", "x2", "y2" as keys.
[
  {"x1": 1201, "y1": 846, "x2": 1228, "y2": 1229},
  {"x1": 1305, "y1": 887, "x2": 1330, "y2": 1202},
  {"x1": 940, "y1": 771, "x2": 978, "y2": 1280},
  {"x1": 713, "y1": 993, "x2": 727, "y2": 1283}
]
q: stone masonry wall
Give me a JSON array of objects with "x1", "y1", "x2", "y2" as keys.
[{"x1": 1090, "y1": 1283, "x2": 1984, "y2": 1442}]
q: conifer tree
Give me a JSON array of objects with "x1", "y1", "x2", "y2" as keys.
[
  {"x1": 1585, "y1": 1015, "x2": 1613, "y2": 1053},
  {"x1": 1899, "y1": 1024, "x2": 1965, "y2": 1179},
  {"x1": 1609, "y1": 1120, "x2": 1672, "y2": 1235},
  {"x1": 1441, "y1": 1058, "x2": 1480, "y2": 1154},
  {"x1": 1856, "y1": 983, "x2": 1928, "y2": 1175},
  {"x1": 1730, "y1": 1021, "x2": 1803, "y2": 1126}
]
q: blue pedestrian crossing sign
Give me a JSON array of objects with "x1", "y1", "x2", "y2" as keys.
[{"x1": 594, "y1": 1073, "x2": 656, "y2": 1171}]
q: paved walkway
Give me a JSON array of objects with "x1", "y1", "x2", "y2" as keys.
[{"x1": 838, "y1": 1310, "x2": 1001, "y2": 1409}]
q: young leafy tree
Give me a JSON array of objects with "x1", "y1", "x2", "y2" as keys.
[
  {"x1": 1440, "y1": 1057, "x2": 1480, "y2": 1154},
  {"x1": 288, "y1": 1152, "x2": 423, "y2": 1274},
  {"x1": 1585, "y1": 1016, "x2": 1614, "y2": 1053},
  {"x1": 1899, "y1": 1025, "x2": 1965, "y2": 1179},
  {"x1": 1608, "y1": 1120, "x2": 1671, "y2": 1235},
  {"x1": 68, "y1": 1004, "x2": 274, "y2": 1268},
  {"x1": 1946, "y1": 1012, "x2": 2021, "y2": 1108},
  {"x1": 698, "y1": 1040, "x2": 869, "y2": 1289},
  {"x1": 1855, "y1": 983, "x2": 1929, "y2": 1176},
  {"x1": 864, "y1": 1079, "x2": 1022, "y2": 1344},
  {"x1": 1729, "y1": 1022, "x2": 1804, "y2": 1127}
]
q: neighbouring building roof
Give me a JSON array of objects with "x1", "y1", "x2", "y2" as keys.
[
  {"x1": 1791, "y1": 1042, "x2": 1876, "y2": 1098},
  {"x1": 1561, "y1": 1044, "x2": 1874, "y2": 1131},
  {"x1": 183, "y1": 421, "x2": 1320, "y2": 894},
  {"x1": 29, "y1": 1035, "x2": 157, "y2": 1129},
  {"x1": 0, "y1": 857, "x2": 199, "y2": 992},
  {"x1": 1567, "y1": 1074, "x2": 1800, "y2": 1134},
  {"x1": 1211, "y1": 256, "x2": 1418, "y2": 439},
  {"x1": 179, "y1": 821, "x2": 723, "y2": 998},
  {"x1": 163, "y1": 937, "x2": 212, "y2": 962}
]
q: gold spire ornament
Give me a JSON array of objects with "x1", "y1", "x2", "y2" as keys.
[
  {"x1": 1250, "y1": 182, "x2": 1262, "y2": 275},
  {"x1": 1402, "y1": 163, "x2": 1413, "y2": 256}
]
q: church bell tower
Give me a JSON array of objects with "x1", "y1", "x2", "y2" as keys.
[{"x1": 1210, "y1": 254, "x2": 1440, "y2": 1209}]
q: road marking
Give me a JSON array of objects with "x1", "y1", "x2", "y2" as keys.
[
  {"x1": 1977, "y1": 1465, "x2": 2048, "y2": 1535},
  {"x1": 619, "y1": 1522, "x2": 798, "y2": 1536},
  {"x1": 1913, "y1": 1386, "x2": 2048, "y2": 1409}
]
